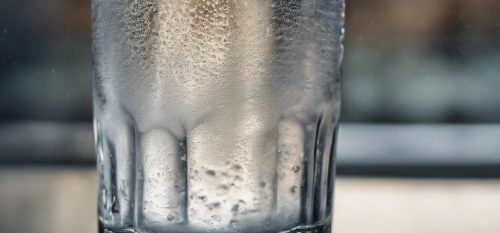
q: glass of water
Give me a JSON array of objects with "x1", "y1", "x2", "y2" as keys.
[{"x1": 92, "y1": 0, "x2": 344, "y2": 232}]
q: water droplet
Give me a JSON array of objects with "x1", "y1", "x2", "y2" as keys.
[
  {"x1": 231, "y1": 164, "x2": 242, "y2": 170},
  {"x1": 260, "y1": 182, "x2": 266, "y2": 187},
  {"x1": 206, "y1": 169, "x2": 216, "y2": 176},
  {"x1": 229, "y1": 219, "x2": 239, "y2": 227},
  {"x1": 212, "y1": 215, "x2": 221, "y2": 221},
  {"x1": 198, "y1": 195, "x2": 207, "y2": 202},
  {"x1": 231, "y1": 204, "x2": 239, "y2": 212},
  {"x1": 207, "y1": 202, "x2": 221, "y2": 209},
  {"x1": 292, "y1": 166, "x2": 300, "y2": 173},
  {"x1": 290, "y1": 185, "x2": 298, "y2": 194}
]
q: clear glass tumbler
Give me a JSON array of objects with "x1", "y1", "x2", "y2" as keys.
[{"x1": 92, "y1": 0, "x2": 344, "y2": 232}]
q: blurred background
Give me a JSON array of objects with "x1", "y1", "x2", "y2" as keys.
[{"x1": 1, "y1": 0, "x2": 499, "y2": 232}]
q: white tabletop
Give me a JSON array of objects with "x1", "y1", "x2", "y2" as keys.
[{"x1": 0, "y1": 168, "x2": 499, "y2": 233}]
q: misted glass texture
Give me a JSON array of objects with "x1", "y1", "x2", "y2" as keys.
[{"x1": 91, "y1": 0, "x2": 344, "y2": 232}]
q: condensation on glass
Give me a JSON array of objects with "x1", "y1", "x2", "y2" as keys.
[{"x1": 92, "y1": 0, "x2": 344, "y2": 232}]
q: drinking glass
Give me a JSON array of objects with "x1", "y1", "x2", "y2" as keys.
[{"x1": 92, "y1": 0, "x2": 344, "y2": 232}]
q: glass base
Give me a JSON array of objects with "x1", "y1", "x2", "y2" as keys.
[{"x1": 99, "y1": 221, "x2": 332, "y2": 233}]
